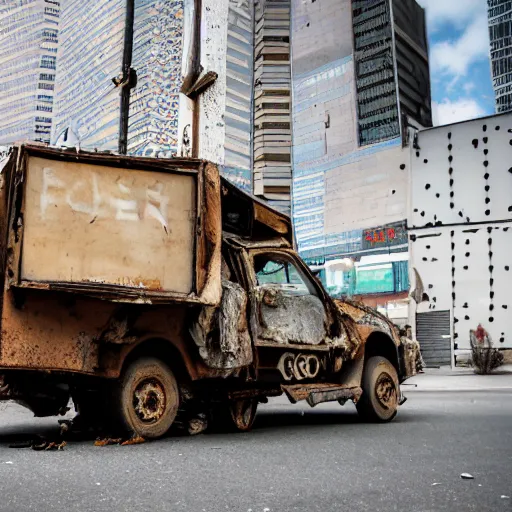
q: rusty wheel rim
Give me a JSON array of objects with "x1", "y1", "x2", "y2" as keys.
[
  {"x1": 133, "y1": 378, "x2": 167, "y2": 423},
  {"x1": 374, "y1": 372, "x2": 397, "y2": 410},
  {"x1": 231, "y1": 400, "x2": 255, "y2": 430}
]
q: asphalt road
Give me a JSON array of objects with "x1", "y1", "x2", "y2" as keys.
[{"x1": 0, "y1": 390, "x2": 510, "y2": 512}]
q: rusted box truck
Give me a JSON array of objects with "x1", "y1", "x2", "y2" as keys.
[{"x1": 0, "y1": 145, "x2": 416, "y2": 438}]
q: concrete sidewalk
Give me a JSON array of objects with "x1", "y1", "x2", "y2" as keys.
[{"x1": 402, "y1": 365, "x2": 512, "y2": 392}]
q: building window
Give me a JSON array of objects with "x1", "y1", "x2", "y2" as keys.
[
  {"x1": 38, "y1": 83, "x2": 54, "y2": 90},
  {"x1": 41, "y1": 56, "x2": 56, "y2": 69},
  {"x1": 42, "y1": 29, "x2": 58, "y2": 43},
  {"x1": 44, "y1": 6, "x2": 60, "y2": 18}
]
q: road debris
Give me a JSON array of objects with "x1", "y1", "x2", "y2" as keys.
[
  {"x1": 32, "y1": 439, "x2": 67, "y2": 451},
  {"x1": 94, "y1": 438, "x2": 123, "y2": 447},
  {"x1": 501, "y1": 495, "x2": 510, "y2": 499},
  {"x1": 4, "y1": 461, "x2": 12, "y2": 464},
  {"x1": 121, "y1": 436, "x2": 145, "y2": 446},
  {"x1": 9, "y1": 435, "x2": 66, "y2": 451},
  {"x1": 95, "y1": 436, "x2": 146, "y2": 447},
  {"x1": 460, "y1": 473, "x2": 474, "y2": 480},
  {"x1": 431, "y1": 482, "x2": 441, "y2": 486}
]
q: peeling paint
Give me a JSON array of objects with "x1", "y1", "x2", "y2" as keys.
[
  {"x1": 335, "y1": 298, "x2": 400, "y2": 346},
  {"x1": 191, "y1": 279, "x2": 253, "y2": 370}
]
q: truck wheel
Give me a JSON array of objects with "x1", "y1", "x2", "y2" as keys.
[
  {"x1": 210, "y1": 399, "x2": 258, "y2": 433},
  {"x1": 114, "y1": 357, "x2": 180, "y2": 439},
  {"x1": 356, "y1": 356, "x2": 399, "y2": 422}
]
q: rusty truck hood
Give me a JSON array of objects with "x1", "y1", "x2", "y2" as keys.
[{"x1": 334, "y1": 298, "x2": 401, "y2": 346}]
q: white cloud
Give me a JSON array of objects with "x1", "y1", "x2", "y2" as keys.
[
  {"x1": 430, "y1": 16, "x2": 490, "y2": 77},
  {"x1": 417, "y1": 0, "x2": 494, "y2": 123},
  {"x1": 416, "y1": 0, "x2": 485, "y2": 31},
  {"x1": 463, "y1": 82, "x2": 476, "y2": 95},
  {"x1": 433, "y1": 99, "x2": 486, "y2": 126}
]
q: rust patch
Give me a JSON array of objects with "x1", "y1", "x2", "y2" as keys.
[
  {"x1": 334, "y1": 298, "x2": 401, "y2": 346},
  {"x1": 0, "y1": 288, "x2": 113, "y2": 373},
  {"x1": 101, "y1": 315, "x2": 137, "y2": 345},
  {"x1": 84, "y1": 277, "x2": 162, "y2": 291},
  {"x1": 282, "y1": 382, "x2": 362, "y2": 407}
]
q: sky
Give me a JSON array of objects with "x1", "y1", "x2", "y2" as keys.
[{"x1": 417, "y1": 0, "x2": 495, "y2": 126}]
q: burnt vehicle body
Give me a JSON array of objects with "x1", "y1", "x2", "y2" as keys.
[{"x1": 0, "y1": 145, "x2": 416, "y2": 438}]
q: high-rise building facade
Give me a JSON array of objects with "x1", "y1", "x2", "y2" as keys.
[
  {"x1": 52, "y1": 0, "x2": 185, "y2": 155},
  {"x1": 223, "y1": 0, "x2": 255, "y2": 192},
  {"x1": 0, "y1": 0, "x2": 60, "y2": 145},
  {"x1": 291, "y1": 0, "x2": 431, "y2": 312},
  {"x1": 488, "y1": 0, "x2": 512, "y2": 113},
  {"x1": 253, "y1": 0, "x2": 292, "y2": 214}
]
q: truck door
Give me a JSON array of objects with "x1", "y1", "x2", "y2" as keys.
[{"x1": 250, "y1": 251, "x2": 328, "y2": 346}]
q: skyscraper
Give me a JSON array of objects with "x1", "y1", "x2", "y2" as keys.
[
  {"x1": 253, "y1": 0, "x2": 292, "y2": 214},
  {"x1": 0, "y1": 0, "x2": 60, "y2": 145},
  {"x1": 488, "y1": 0, "x2": 512, "y2": 113},
  {"x1": 291, "y1": 0, "x2": 431, "y2": 308}
]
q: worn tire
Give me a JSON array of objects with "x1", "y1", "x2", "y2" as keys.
[
  {"x1": 112, "y1": 357, "x2": 180, "y2": 439},
  {"x1": 356, "y1": 356, "x2": 399, "y2": 423},
  {"x1": 210, "y1": 399, "x2": 258, "y2": 433}
]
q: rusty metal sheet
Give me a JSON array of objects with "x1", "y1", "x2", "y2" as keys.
[
  {"x1": 254, "y1": 287, "x2": 327, "y2": 345},
  {"x1": 0, "y1": 286, "x2": 208, "y2": 379},
  {"x1": 190, "y1": 279, "x2": 253, "y2": 370},
  {"x1": 220, "y1": 178, "x2": 293, "y2": 244},
  {"x1": 0, "y1": 288, "x2": 115, "y2": 373},
  {"x1": 22, "y1": 155, "x2": 196, "y2": 293},
  {"x1": 5, "y1": 145, "x2": 222, "y2": 306},
  {"x1": 282, "y1": 382, "x2": 362, "y2": 407},
  {"x1": 335, "y1": 298, "x2": 401, "y2": 346}
]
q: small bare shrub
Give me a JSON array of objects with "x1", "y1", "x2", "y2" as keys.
[{"x1": 470, "y1": 324, "x2": 504, "y2": 374}]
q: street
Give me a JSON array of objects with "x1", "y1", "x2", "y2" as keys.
[{"x1": 0, "y1": 388, "x2": 510, "y2": 512}]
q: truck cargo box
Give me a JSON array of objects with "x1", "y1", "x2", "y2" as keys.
[{"x1": 1, "y1": 145, "x2": 222, "y2": 305}]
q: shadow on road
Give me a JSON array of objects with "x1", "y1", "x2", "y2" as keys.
[
  {"x1": 0, "y1": 401, "x2": 427, "y2": 448},
  {"x1": 253, "y1": 408, "x2": 361, "y2": 431},
  {"x1": 0, "y1": 424, "x2": 63, "y2": 446}
]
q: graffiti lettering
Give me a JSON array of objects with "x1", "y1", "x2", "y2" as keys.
[{"x1": 39, "y1": 166, "x2": 169, "y2": 230}]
